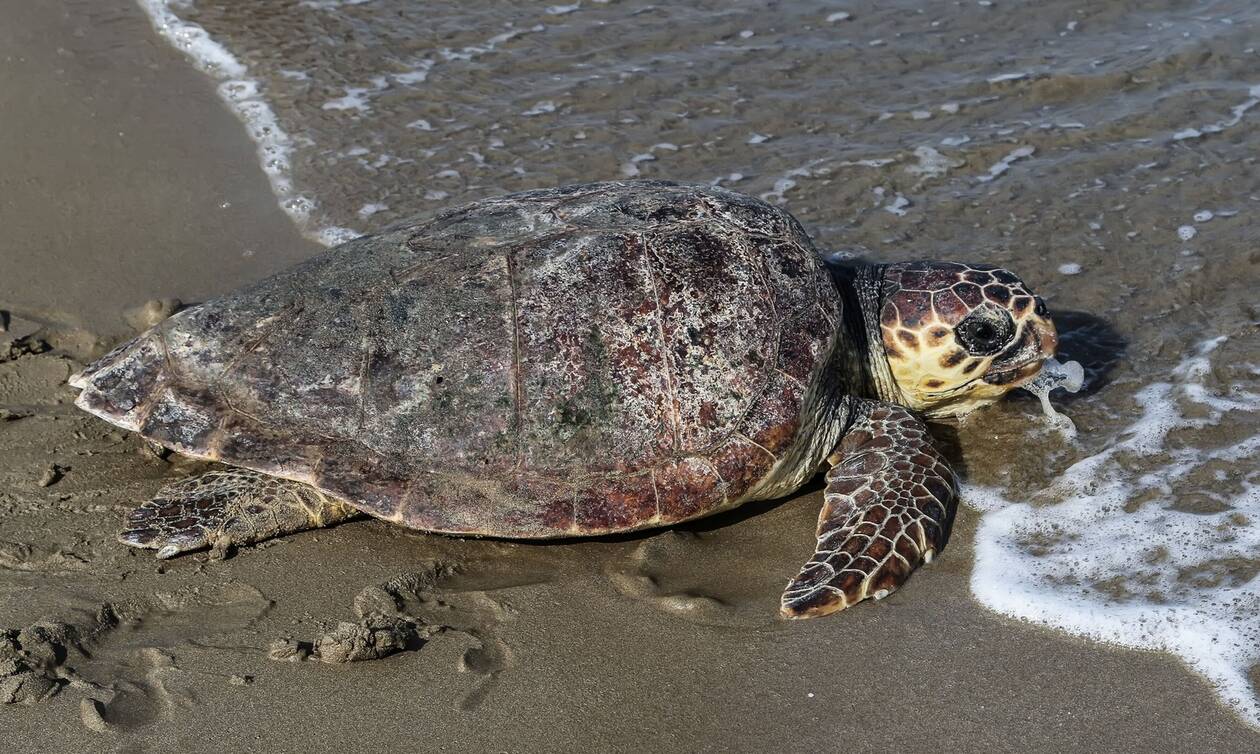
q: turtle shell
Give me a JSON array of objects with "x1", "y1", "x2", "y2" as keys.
[{"x1": 74, "y1": 181, "x2": 843, "y2": 536}]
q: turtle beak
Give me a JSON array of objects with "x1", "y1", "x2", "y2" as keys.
[{"x1": 981, "y1": 313, "x2": 1058, "y2": 387}]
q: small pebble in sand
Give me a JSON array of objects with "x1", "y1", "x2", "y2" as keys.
[
  {"x1": 37, "y1": 465, "x2": 63, "y2": 488},
  {"x1": 746, "y1": 133, "x2": 771, "y2": 144},
  {"x1": 826, "y1": 11, "x2": 851, "y2": 23},
  {"x1": 1192, "y1": 210, "x2": 1214, "y2": 223},
  {"x1": 910, "y1": 110, "x2": 932, "y2": 120},
  {"x1": 1177, "y1": 225, "x2": 1197, "y2": 241},
  {"x1": 1058, "y1": 263, "x2": 1082, "y2": 275},
  {"x1": 739, "y1": 30, "x2": 754, "y2": 39},
  {"x1": 229, "y1": 674, "x2": 253, "y2": 686},
  {"x1": 267, "y1": 638, "x2": 311, "y2": 663}
]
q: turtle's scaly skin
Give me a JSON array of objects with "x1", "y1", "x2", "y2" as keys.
[
  {"x1": 877, "y1": 262, "x2": 1057, "y2": 416},
  {"x1": 73, "y1": 181, "x2": 847, "y2": 537},
  {"x1": 122, "y1": 469, "x2": 361, "y2": 558},
  {"x1": 780, "y1": 401, "x2": 956, "y2": 617}
]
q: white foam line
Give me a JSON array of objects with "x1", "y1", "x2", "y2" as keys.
[
  {"x1": 135, "y1": 0, "x2": 358, "y2": 246},
  {"x1": 967, "y1": 336, "x2": 1260, "y2": 729},
  {"x1": 976, "y1": 145, "x2": 1035, "y2": 183},
  {"x1": 987, "y1": 71, "x2": 1030, "y2": 84},
  {"x1": 439, "y1": 24, "x2": 545, "y2": 62},
  {"x1": 1171, "y1": 84, "x2": 1260, "y2": 142},
  {"x1": 757, "y1": 161, "x2": 823, "y2": 205}
]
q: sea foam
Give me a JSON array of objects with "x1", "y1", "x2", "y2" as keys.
[
  {"x1": 135, "y1": 0, "x2": 357, "y2": 246},
  {"x1": 968, "y1": 337, "x2": 1260, "y2": 728}
]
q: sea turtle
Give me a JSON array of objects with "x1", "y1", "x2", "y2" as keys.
[{"x1": 70, "y1": 180, "x2": 1058, "y2": 618}]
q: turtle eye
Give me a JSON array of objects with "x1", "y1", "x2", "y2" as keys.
[
  {"x1": 1034, "y1": 297, "x2": 1049, "y2": 316},
  {"x1": 954, "y1": 307, "x2": 1015, "y2": 356}
]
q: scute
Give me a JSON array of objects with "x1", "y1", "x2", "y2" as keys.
[{"x1": 74, "y1": 181, "x2": 842, "y2": 537}]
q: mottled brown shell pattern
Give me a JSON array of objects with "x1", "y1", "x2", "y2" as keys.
[{"x1": 73, "y1": 181, "x2": 843, "y2": 537}]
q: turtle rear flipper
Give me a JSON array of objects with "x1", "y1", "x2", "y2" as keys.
[
  {"x1": 780, "y1": 401, "x2": 957, "y2": 619},
  {"x1": 120, "y1": 469, "x2": 363, "y2": 559}
]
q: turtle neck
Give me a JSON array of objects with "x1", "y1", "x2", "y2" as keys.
[{"x1": 823, "y1": 259, "x2": 907, "y2": 407}]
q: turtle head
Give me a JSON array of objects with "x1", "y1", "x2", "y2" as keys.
[{"x1": 876, "y1": 261, "x2": 1058, "y2": 417}]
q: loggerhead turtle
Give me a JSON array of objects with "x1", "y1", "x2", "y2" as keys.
[{"x1": 70, "y1": 180, "x2": 1058, "y2": 619}]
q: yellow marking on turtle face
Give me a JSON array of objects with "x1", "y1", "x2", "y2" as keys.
[
  {"x1": 882, "y1": 309, "x2": 1050, "y2": 417},
  {"x1": 874, "y1": 262, "x2": 1060, "y2": 417}
]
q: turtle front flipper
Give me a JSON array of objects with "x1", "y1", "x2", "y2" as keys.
[
  {"x1": 120, "y1": 469, "x2": 364, "y2": 559},
  {"x1": 780, "y1": 400, "x2": 957, "y2": 619}
]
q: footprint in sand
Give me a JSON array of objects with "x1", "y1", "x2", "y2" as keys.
[
  {"x1": 272, "y1": 560, "x2": 515, "y2": 711},
  {"x1": 605, "y1": 531, "x2": 738, "y2": 625},
  {"x1": 0, "y1": 581, "x2": 271, "y2": 732},
  {"x1": 604, "y1": 529, "x2": 788, "y2": 628}
]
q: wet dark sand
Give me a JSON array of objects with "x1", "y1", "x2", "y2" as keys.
[
  {"x1": 0, "y1": 0, "x2": 322, "y2": 335},
  {"x1": 1, "y1": 1, "x2": 1258, "y2": 751}
]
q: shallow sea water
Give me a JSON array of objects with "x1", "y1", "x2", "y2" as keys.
[{"x1": 138, "y1": 0, "x2": 1260, "y2": 726}]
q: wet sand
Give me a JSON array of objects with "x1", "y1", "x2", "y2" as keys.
[
  {"x1": 2, "y1": 1, "x2": 1259, "y2": 752},
  {"x1": 0, "y1": 0, "x2": 323, "y2": 336}
]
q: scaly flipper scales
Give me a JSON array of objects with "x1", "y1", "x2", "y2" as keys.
[
  {"x1": 120, "y1": 469, "x2": 363, "y2": 559},
  {"x1": 780, "y1": 400, "x2": 957, "y2": 619}
]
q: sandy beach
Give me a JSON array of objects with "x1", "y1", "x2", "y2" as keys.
[{"x1": 2, "y1": 0, "x2": 1259, "y2": 751}]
